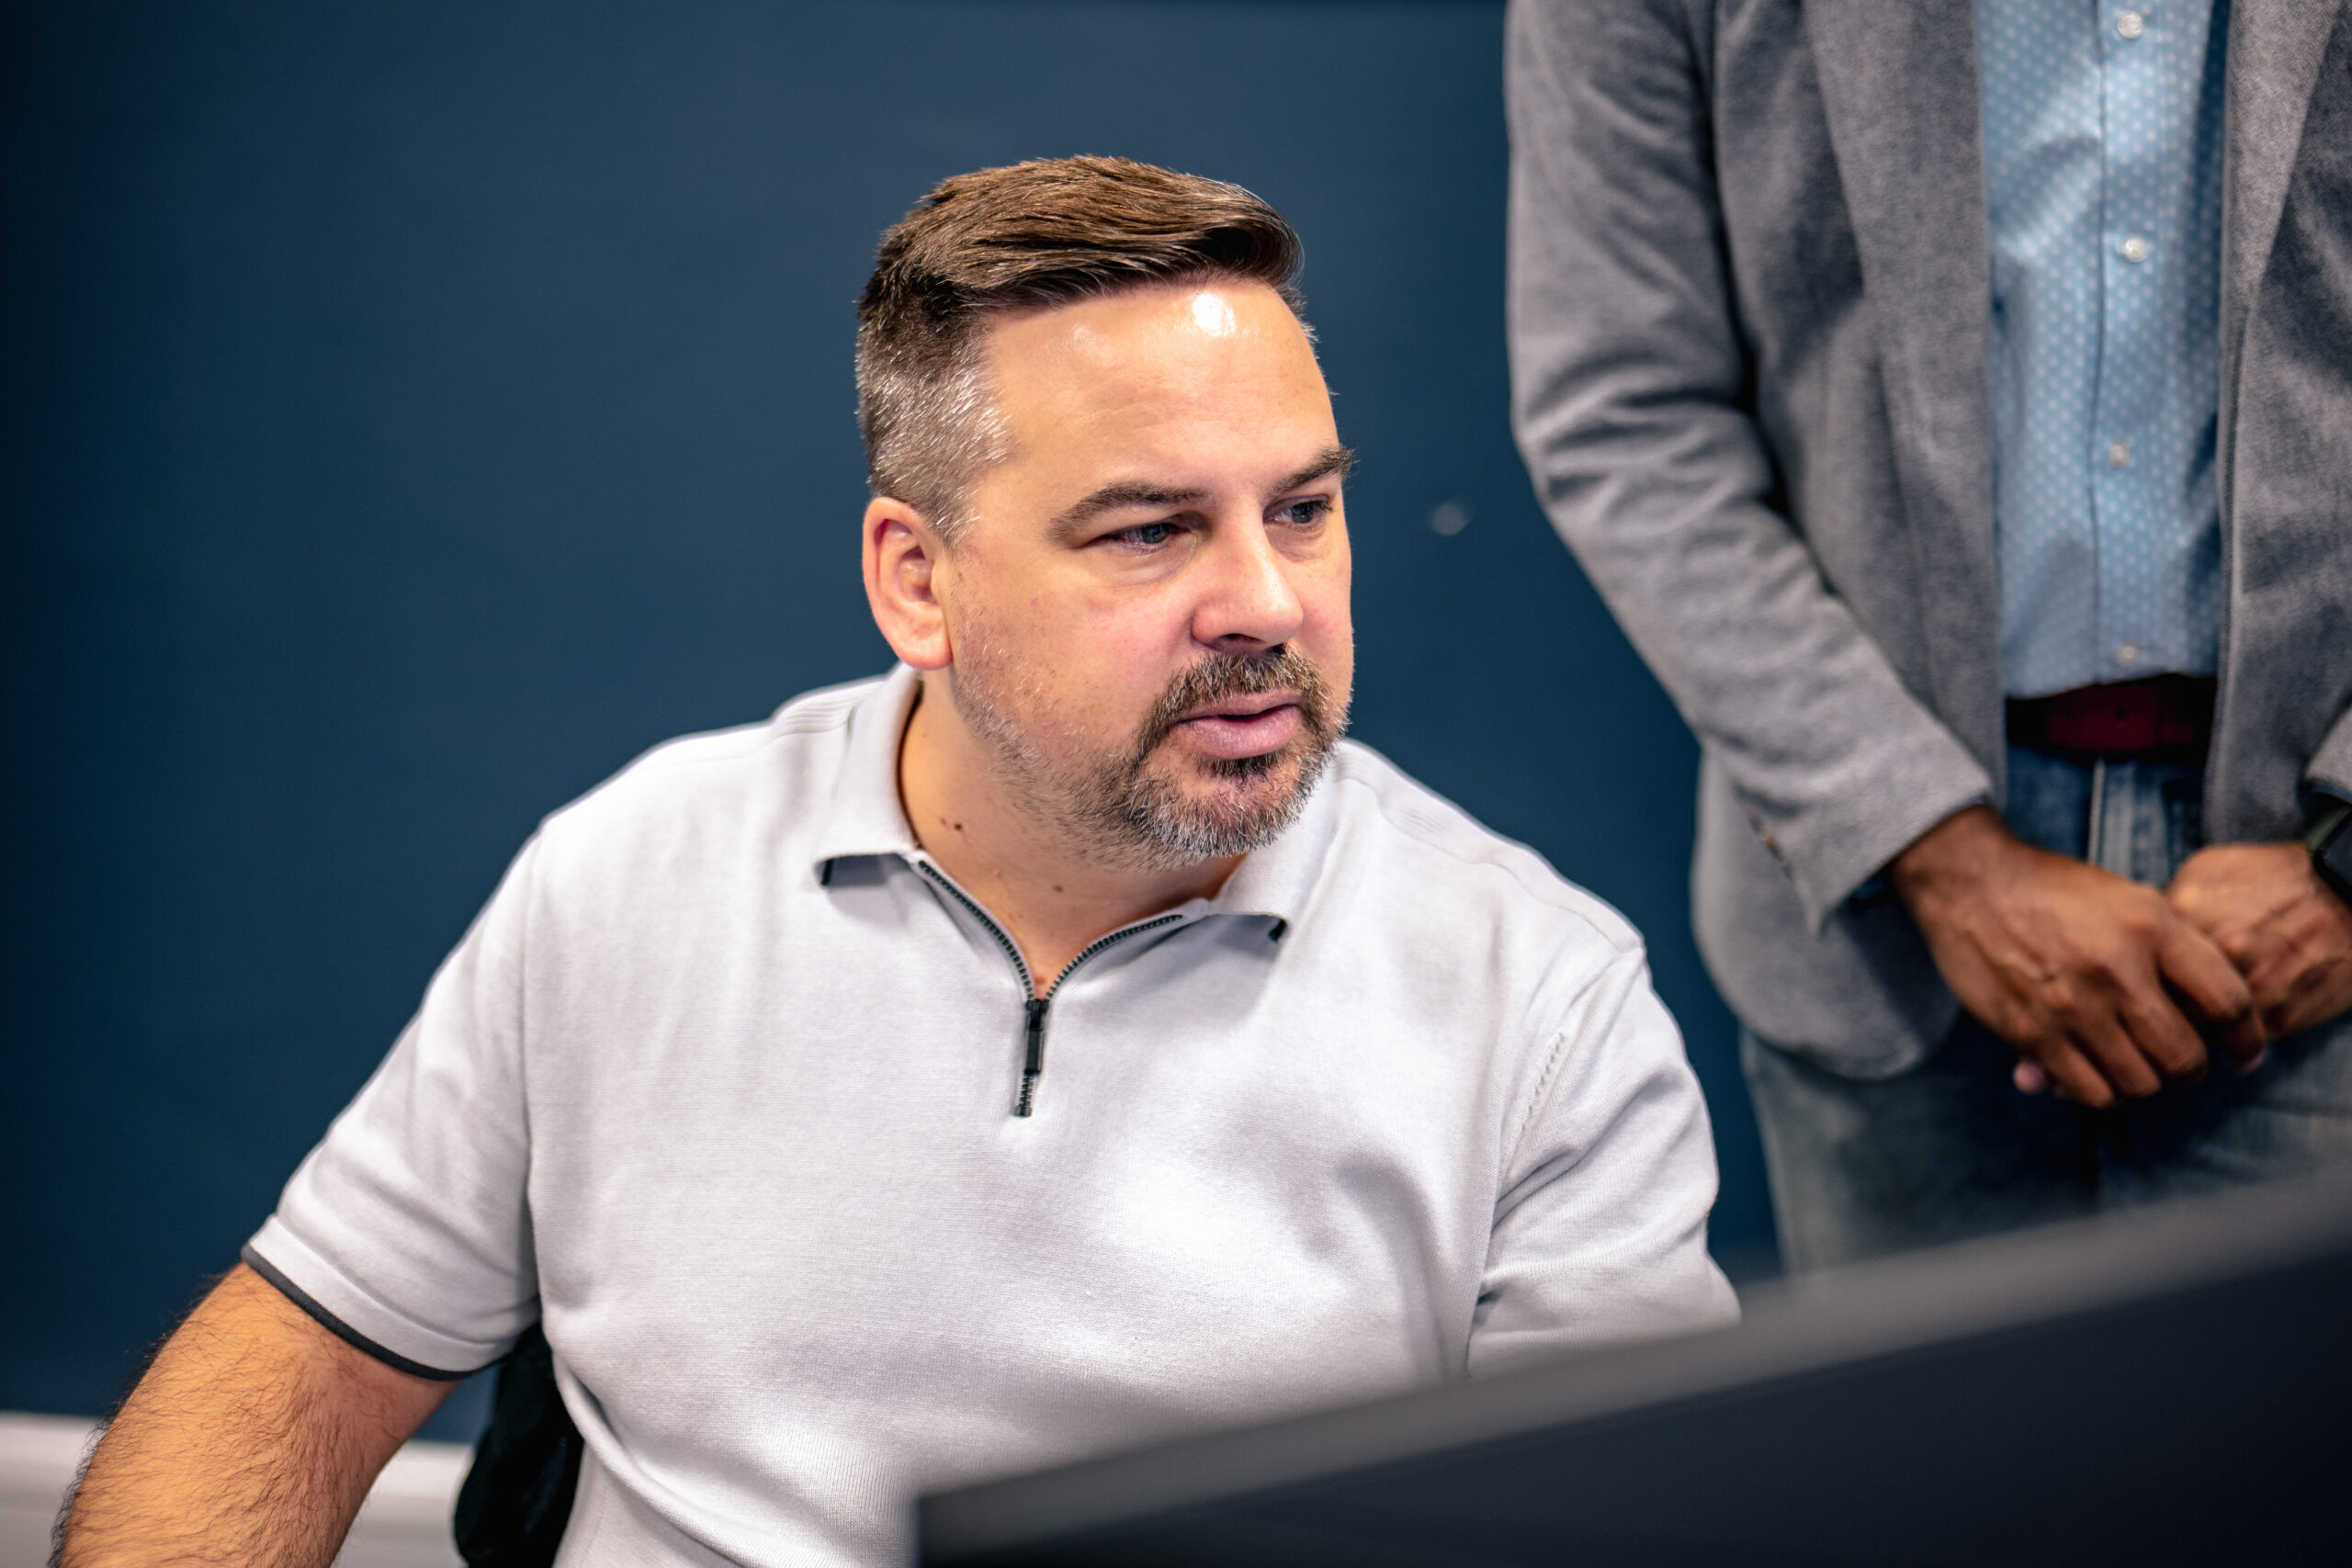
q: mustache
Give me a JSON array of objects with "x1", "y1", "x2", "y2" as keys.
[{"x1": 1134, "y1": 646, "x2": 1336, "y2": 759}]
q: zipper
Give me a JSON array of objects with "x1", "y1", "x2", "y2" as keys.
[
  {"x1": 1017, "y1": 998, "x2": 1050, "y2": 1118},
  {"x1": 914, "y1": 861, "x2": 1035, "y2": 993},
  {"x1": 1019, "y1": 913, "x2": 1187, "y2": 1114},
  {"x1": 914, "y1": 861, "x2": 1184, "y2": 1117}
]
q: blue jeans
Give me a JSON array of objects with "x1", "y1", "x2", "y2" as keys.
[{"x1": 1743, "y1": 744, "x2": 2352, "y2": 1272}]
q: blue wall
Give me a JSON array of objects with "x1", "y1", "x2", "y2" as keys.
[{"x1": 1, "y1": 0, "x2": 1773, "y2": 1442}]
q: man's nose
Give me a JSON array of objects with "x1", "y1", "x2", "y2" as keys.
[{"x1": 1192, "y1": 516, "x2": 1306, "y2": 649}]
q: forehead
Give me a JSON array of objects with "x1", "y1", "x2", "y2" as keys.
[{"x1": 978, "y1": 280, "x2": 1333, "y2": 457}]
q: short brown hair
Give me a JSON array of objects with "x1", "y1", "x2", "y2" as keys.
[{"x1": 855, "y1": 156, "x2": 1306, "y2": 539}]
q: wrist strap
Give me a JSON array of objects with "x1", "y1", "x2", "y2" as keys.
[{"x1": 2306, "y1": 800, "x2": 2352, "y2": 856}]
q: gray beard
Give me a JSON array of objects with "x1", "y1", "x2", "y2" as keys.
[{"x1": 947, "y1": 645, "x2": 1344, "y2": 870}]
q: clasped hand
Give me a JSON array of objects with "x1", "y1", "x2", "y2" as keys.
[{"x1": 1892, "y1": 807, "x2": 2352, "y2": 1107}]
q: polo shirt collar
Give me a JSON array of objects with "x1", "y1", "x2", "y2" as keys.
[
  {"x1": 809, "y1": 661, "x2": 1331, "y2": 931},
  {"x1": 810, "y1": 664, "x2": 926, "y2": 869}
]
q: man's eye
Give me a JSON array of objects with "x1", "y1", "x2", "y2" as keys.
[
  {"x1": 1274, "y1": 498, "x2": 1330, "y2": 527},
  {"x1": 1112, "y1": 521, "x2": 1180, "y2": 548}
]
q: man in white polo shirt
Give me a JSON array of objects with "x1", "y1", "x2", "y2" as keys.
[{"x1": 62, "y1": 157, "x2": 1735, "y2": 1568}]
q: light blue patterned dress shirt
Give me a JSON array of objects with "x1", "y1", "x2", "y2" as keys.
[{"x1": 1975, "y1": 0, "x2": 2228, "y2": 699}]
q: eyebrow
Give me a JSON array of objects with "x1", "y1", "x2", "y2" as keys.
[
  {"x1": 1274, "y1": 445, "x2": 1356, "y2": 498},
  {"x1": 1046, "y1": 444, "x2": 1357, "y2": 538}
]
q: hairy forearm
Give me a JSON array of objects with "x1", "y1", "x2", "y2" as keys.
[{"x1": 61, "y1": 1264, "x2": 450, "y2": 1568}]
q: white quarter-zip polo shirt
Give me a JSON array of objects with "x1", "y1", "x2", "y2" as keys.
[{"x1": 245, "y1": 666, "x2": 1736, "y2": 1568}]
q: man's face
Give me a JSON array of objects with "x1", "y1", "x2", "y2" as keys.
[{"x1": 936, "y1": 279, "x2": 1353, "y2": 867}]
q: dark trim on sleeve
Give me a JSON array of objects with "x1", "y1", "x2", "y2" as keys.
[{"x1": 240, "y1": 1243, "x2": 479, "y2": 1381}]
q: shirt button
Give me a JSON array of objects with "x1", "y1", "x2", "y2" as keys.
[
  {"x1": 2120, "y1": 236, "x2": 2151, "y2": 263},
  {"x1": 2107, "y1": 440, "x2": 2132, "y2": 467},
  {"x1": 2117, "y1": 10, "x2": 2146, "y2": 39},
  {"x1": 2117, "y1": 644, "x2": 2143, "y2": 666}
]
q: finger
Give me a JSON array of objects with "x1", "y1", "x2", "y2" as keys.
[
  {"x1": 2256, "y1": 979, "x2": 2302, "y2": 1046},
  {"x1": 2117, "y1": 986, "x2": 2210, "y2": 1082},
  {"x1": 2013, "y1": 1059, "x2": 2052, "y2": 1094},
  {"x1": 2244, "y1": 946, "x2": 2317, "y2": 1042},
  {"x1": 2155, "y1": 921, "x2": 2267, "y2": 1064},
  {"x1": 2036, "y1": 1038, "x2": 2118, "y2": 1109},
  {"x1": 2075, "y1": 1011, "x2": 2163, "y2": 1100}
]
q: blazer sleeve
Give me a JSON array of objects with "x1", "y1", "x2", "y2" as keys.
[
  {"x1": 2310, "y1": 703, "x2": 2352, "y2": 804},
  {"x1": 1505, "y1": 0, "x2": 1991, "y2": 926}
]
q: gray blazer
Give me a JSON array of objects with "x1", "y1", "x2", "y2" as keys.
[{"x1": 1507, "y1": 0, "x2": 2352, "y2": 1077}]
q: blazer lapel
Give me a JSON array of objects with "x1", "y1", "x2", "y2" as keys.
[
  {"x1": 1803, "y1": 0, "x2": 2002, "y2": 769},
  {"x1": 2220, "y1": 0, "x2": 2344, "y2": 487}
]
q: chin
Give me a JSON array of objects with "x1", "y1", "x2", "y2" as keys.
[
  {"x1": 1176, "y1": 743, "x2": 1292, "y2": 792},
  {"x1": 1140, "y1": 750, "x2": 1314, "y2": 844}
]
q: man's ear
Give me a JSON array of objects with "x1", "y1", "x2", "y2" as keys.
[{"x1": 863, "y1": 496, "x2": 954, "y2": 671}]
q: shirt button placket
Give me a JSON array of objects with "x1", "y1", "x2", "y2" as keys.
[{"x1": 2107, "y1": 3, "x2": 2144, "y2": 686}]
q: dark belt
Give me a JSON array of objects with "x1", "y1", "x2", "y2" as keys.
[{"x1": 2006, "y1": 674, "x2": 2216, "y2": 757}]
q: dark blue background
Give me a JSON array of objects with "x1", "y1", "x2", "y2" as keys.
[{"x1": 1, "y1": 0, "x2": 1774, "y2": 1443}]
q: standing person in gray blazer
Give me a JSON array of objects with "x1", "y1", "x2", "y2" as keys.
[{"x1": 1508, "y1": 0, "x2": 2352, "y2": 1269}]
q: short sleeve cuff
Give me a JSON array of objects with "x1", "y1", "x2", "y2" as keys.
[{"x1": 244, "y1": 1214, "x2": 513, "y2": 1378}]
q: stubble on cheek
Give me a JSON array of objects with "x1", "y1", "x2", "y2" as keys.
[
  {"x1": 944, "y1": 603, "x2": 1347, "y2": 867},
  {"x1": 1109, "y1": 645, "x2": 1346, "y2": 861}
]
